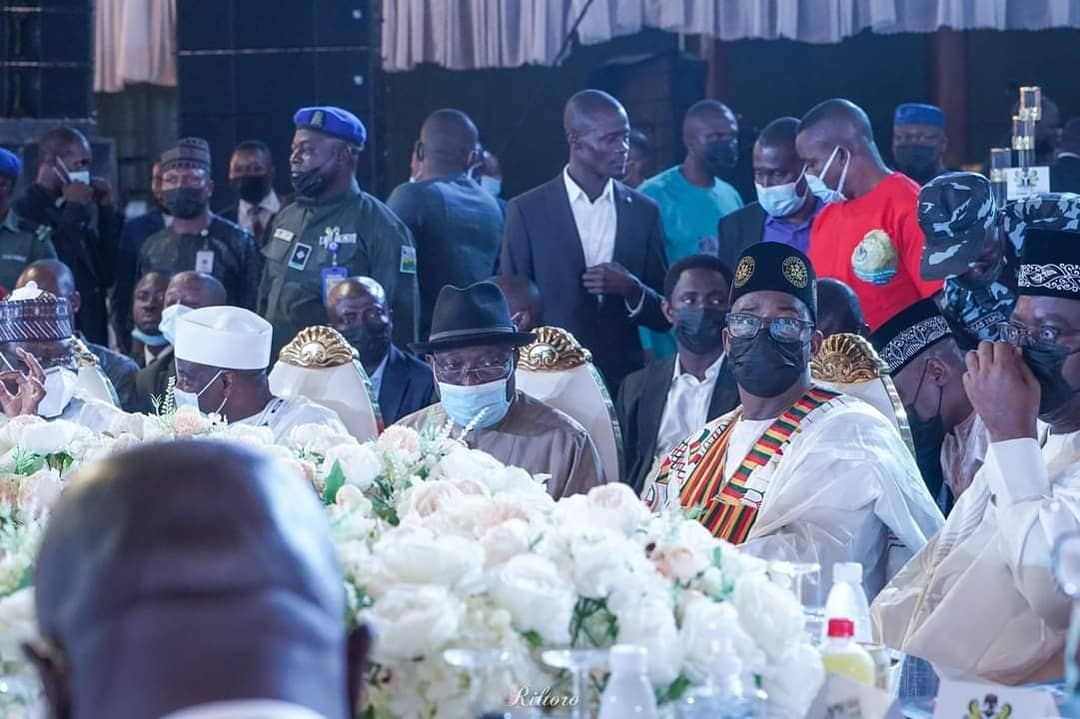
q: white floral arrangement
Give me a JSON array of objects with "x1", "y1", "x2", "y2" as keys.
[{"x1": 0, "y1": 412, "x2": 824, "y2": 718}]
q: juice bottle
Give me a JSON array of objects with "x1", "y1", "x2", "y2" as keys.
[{"x1": 821, "y1": 618, "x2": 876, "y2": 686}]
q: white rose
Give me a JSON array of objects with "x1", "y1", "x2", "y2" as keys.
[
  {"x1": 490, "y1": 554, "x2": 575, "y2": 645},
  {"x1": 434, "y1": 446, "x2": 505, "y2": 483},
  {"x1": 478, "y1": 518, "x2": 533, "y2": 567},
  {"x1": 373, "y1": 526, "x2": 484, "y2": 591},
  {"x1": 286, "y1": 423, "x2": 358, "y2": 456},
  {"x1": 171, "y1": 404, "x2": 219, "y2": 436},
  {"x1": 485, "y1": 465, "x2": 550, "y2": 499},
  {"x1": 218, "y1": 423, "x2": 275, "y2": 446},
  {"x1": 585, "y1": 483, "x2": 651, "y2": 535},
  {"x1": 18, "y1": 419, "x2": 88, "y2": 456},
  {"x1": 364, "y1": 585, "x2": 464, "y2": 662},
  {"x1": 732, "y1": 573, "x2": 805, "y2": 658},
  {"x1": 323, "y1": 442, "x2": 381, "y2": 491},
  {"x1": 402, "y1": 480, "x2": 464, "y2": 519},
  {"x1": 377, "y1": 425, "x2": 422, "y2": 463},
  {"x1": 648, "y1": 519, "x2": 716, "y2": 582},
  {"x1": 679, "y1": 597, "x2": 761, "y2": 683},
  {"x1": 615, "y1": 594, "x2": 683, "y2": 687},
  {"x1": 568, "y1": 529, "x2": 652, "y2": 599},
  {"x1": 16, "y1": 468, "x2": 63, "y2": 516},
  {"x1": 760, "y1": 643, "x2": 824, "y2": 719}
]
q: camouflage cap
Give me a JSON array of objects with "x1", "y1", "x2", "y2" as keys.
[{"x1": 918, "y1": 172, "x2": 998, "y2": 280}]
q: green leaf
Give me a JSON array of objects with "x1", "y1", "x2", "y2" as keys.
[
  {"x1": 323, "y1": 460, "x2": 347, "y2": 505},
  {"x1": 662, "y1": 675, "x2": 691, "y2": 703},
  {"x1": 521, "y1": 630, "x2": 544, "y2": 648},
  {"x1": 15, "y1": 563, "x2": 32, "y2": 591},
  {"x1": 527, "y1": 532, "x2": 544, "y2": 551}
]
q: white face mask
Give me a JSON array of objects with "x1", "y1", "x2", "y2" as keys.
[
  {"x1": 174, "y1": 370, "x2": 226, "y2": 415},
  {"x1": 38, "y1": 367, "x2": 77, "y2": 419},
  {"x1": 479, "y1": 175, "x2": 502, "y2": 198},
  {"x1": 66, "y1": 170, "x2": 90, "y2": 185},
  {"x1": 804, "y1": 145, "x2": 849, "y2": 204},
  {"x1": 158, "y1": 303, "x2": 193, "y2": 346},
  {"x1": 755, "y1": 170, "x2": 808, "y2": 218}
]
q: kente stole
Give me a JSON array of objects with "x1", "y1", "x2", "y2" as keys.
[{"x1": 660, "y1": 387, "x2": 840, "y2": 543}]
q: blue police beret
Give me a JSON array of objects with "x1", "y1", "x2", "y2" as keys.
[
  {"x1": 894, "y1": 103, "x2": 945, "y2": 128},
  {"x1": 0, "y1": 148, "x2": 22, "y2": 178},
  {"x1": 293, "y1": 106, "x2": 367, "y2": 146}
]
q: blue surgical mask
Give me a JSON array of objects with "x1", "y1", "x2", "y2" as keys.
[
  {"x1": 438, "y1": 378, "x2": 511, "y2": 429},
  {"x1": 158, "y1": 303, "x2": 193, "y2": 346},
  {"x1": 755, "y1": 171, "x2": 808, "y2": 218},
  {"x1": 132, "y1": 327, "x2": 169, "y2": 347},
  {"x1": 174, "y1": 370, "x2": 226, "y2": 415},
  {"x1": 804, "y1": 145, "x2": 849, "y2": 204},
  {"x1": 479, "y1": 175, "x2": 502, "y2": 198}
]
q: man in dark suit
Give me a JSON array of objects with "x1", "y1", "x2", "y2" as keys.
[
  {"x1": 617, "y1": 255, "x2": 739, "y2": 493},
  {"x1": 717, "y1": 117, "x2": 819, "y2": 271},
  {"x1": 1051, "y1": 118, "x2": 1080, "y2": 194},
  {"x1": 217, "y1": 140, "x2": 287, "y2": 247},
  {"x1": 327, "y1": 276, "x2": 433, "y2": 425},
  {"x1": 501, "y1": 90, "x2": 669, "y2": 392},
  {"x1": 112, "y1": 161, "x2": 168, "y2": 352}
]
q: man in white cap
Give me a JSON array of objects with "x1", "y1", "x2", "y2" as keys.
[{"x1": 173, "y1": 305, "x2": 347, "y2": 439}]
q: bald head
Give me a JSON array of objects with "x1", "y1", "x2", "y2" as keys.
[
  {"x1": 418, "y1": 109, "x2": 480, "y2": 176},
  {"x1": 681, "y1": 100, "x2": 739, "y2": 175},
  {"x1": 491, "y1": 275, "x2": 543, "y2": 332},
  {"x1": 797, "y1": 98, "x2": 888, "y2": 200},
  {"x1": 563, "y1": 90, "x2": 627, "y2": 137},
  {"x1": 164, "y1": 271, "x2": 227, "y2": 310},
  {"x1": 17, "y1": 259, "x2": 76, "y2": 299},
  {"x1": 326, "y1": 276, "x2": 392, "y2": 369},
  {"x1": 816, "y1": 278, "x2": 868, "y2": 338},
  {"x1": 33, "y1": 441, "x2": 361, "y2": 719},
  {"x1": 800, "y1": 98, "x2": 875, "y2": 145}
]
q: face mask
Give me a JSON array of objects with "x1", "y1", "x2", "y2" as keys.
[
  {"x1": 893, "y1": 144, "x2": 939, "y2": 185},
  {"x1": 675, "y1": 306, "x2": 726, "y2": 355},
  {"x1": 174, "y1": 369, "x2": 226, "y2": 415},
  {"x1": 729, "y1": 332, "x2": 807, "y2": 397},
  {"x1": 132, "y1": 327, "x2": 169, "y2": 347},
  {"x1": 163, "y1": 187, "x2": 207, "y2": 219},
  {"x1": 755, "y1": 174, "x2": 807, "y2": 218},
  {"x1": 479, "y1": 175, "x2": 502, "y2": 198},
  {"x1": 1023, "y1": 342, "x2": 1080, "y2": 414},
  {"x1": 805, "y1": 145, "x2": 849, "y2": 204},
  {"x1": 158, "y1": 303, "x2": 192, "y2": 346},
  {"x1": 291, "y1": 156, "x2": 336, "y2": 198},
  {"x1": 38, "y1": 367, "x2": 77, "y2": 419},
  {"x1": 66, "y1": 170, "x2": 90, "y2": 185},
  {"x1": 904, "y1": 362, "x2": 947, "y2": 499},
  {"x1": 230, "y1": 175, "x2": 272, "y2": 204},
  {"x1": 341, "y1": 324, "x2": 390, "y2": 368},
  {"x1": 704, "y1": 139, "x2": 738, "y2": 175},
  {"x1": 438, "y1": 378, "x2": 511, "y2": 429}
]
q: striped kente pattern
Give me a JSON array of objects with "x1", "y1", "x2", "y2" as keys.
[{"x1": 680, "y1": 387, "x2": 840, "y2": 543}]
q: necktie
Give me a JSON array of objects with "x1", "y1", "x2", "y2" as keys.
[{"x1": 248, "y1": 206, "x2": 265, "y2": 244}]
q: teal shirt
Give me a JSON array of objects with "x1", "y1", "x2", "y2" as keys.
[{"x1": 637, "y1": 166, "x2": 744, "y2": 358}]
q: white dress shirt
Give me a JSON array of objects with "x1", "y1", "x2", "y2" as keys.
[
  {"x1": 161, "y1": 699, "x2": 326, "y2": 719},
  {"x1": 655, "y1": 353, "x2": 725, "y2": 457},
  {"x1": 238, "y1": 190, "x2": 281, "y2": 234},
  {"x1": 563, "y1": 167, "x2": 616, "y2": 267},
  {"x1": 234, "y1": 397, "x2": 348, "y2": 441}
]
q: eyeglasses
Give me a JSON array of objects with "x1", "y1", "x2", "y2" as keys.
[
  {"x1": 727, "y1": 312, "x2": 814, "y2": 343},
  {"x1": 997, "y1": 320, "x2": 1080, "y2": 348},
  {"x1": 433, "y1": 356, "x2": 513, "y2": 385}
]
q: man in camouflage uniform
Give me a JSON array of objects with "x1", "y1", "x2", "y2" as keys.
[
  {"x1": 919, "y1": 172, "x2": 1080, "y2": 350},
  {"x1": 258, "y1": 106, "x2": 418, "y2": 354},
  {"x1": 0, "y1": 148, "x2": 56, "y2": 297}
]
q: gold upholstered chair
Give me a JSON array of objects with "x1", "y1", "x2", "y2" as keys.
[
  {"x1": 268, "y1": 326, "x2": 381, "y2": 441},
  {"x1": 514, "y1": 326, "x2": 624, "y2": 484},
  {"x1": 810, "y1": 332, "x2": 915, "y2": 457},
  {"x1": 72, "y1": 337, "x2": 123, "y2": 406}
]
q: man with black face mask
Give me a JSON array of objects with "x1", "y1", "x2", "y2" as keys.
[
  {"x1": 326, "y1": 276, "x2": 433, "y2": 424},
  {"x1": 871, "y1": 298, "x2": 990, "y2": 511},
  {"x1": 874, "y1": 226, "x2": 1080, "y2": 685},
  {"x1": 639, "y1": 100, "x2": 744, "y2": 359},
  {"x1": 646, "y1": 242, "x2": 943, "y2": 598},
  {"x1": 259, "y1": 106, "x2": 419, "y2": 358},
  {"x1": 137, "y1": 138, "x2": 262, "y2": 312},
  {"x1": 892, "y1": 103, "x2": 948, "y2": 186},
  {"x1": 219, "y1": 140, "x2": 287, "y2": 247},
  {"x1": 617, "y1": 254, "x2": 739, "y2": 493}
]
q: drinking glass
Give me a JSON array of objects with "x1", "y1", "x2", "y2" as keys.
[{"x1": 540, "y1": 648, "x2": 609, "y2": 719}]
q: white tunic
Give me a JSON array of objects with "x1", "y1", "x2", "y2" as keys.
[
  {"x1": 233, "y1": 397, "x2": 348, "y2": 442},
  {"x1": 872, "y1": 429, "x2": 1080, "y2": 685}
]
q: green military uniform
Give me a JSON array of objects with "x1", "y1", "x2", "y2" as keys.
[
  {"x1": 258, "y1": 185, "x2": 419, "y2": 353},
  {"x1": 0, "y1": 210, "x2": 57, "y2": 295}
]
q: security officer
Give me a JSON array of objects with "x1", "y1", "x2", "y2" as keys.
[
  {"x1": 138, "y1": 138, "x2": 262, "y2": 312},
  {"x1": 0, "y1": 148, "x2": 57, "y2": 297},
  {"x1": 258, "y1": 106, "x2": 418, "y2": 354}
]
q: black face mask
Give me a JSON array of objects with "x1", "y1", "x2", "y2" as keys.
[
  {"x1": 904, "y1": 362, "x2": 947, "y2": 499},
  {"x1": 341, "y1": 323, "x2": 390, "y2": 368},
  {"x1": 1023, "y1": 342, "x2": 1080, "y2": 414},
  {"x1": 703, "y1": 139, "x2": 738, "y2": 176},
  {"x1": 893, "y1": 144, "x2": 939, "y2": 185},
  {"x1": 729, "y1": 331, "x2": 806, "y2": 397},
  {"x1": 230, "y1": 174, "x2": 272, "y2": 204},
  {"x1": 675, "y1": 306, "x2": 726, "y2": 355},
  {"x1": 162, "y1": 187, "x2": 207, "y2": 219},
  {"x1": 291, "y1": 155, "x2": 338, "y2": 199}
]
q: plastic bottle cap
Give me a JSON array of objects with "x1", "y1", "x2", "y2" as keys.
[
  {"x1": 609, "y1": 644, "x2": 648, "y2": 673},
  {"x1": 827, "y1": 618, "x2": 855, "y2": 638},
  {"x1": 833, "y1": 561, "x2": 863, "y2": 585}
]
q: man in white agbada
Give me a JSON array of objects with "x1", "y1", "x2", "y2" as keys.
[
  {"x1": 873, "y1": 226, "x2": 1080, "y2": 685},
  {"x1": 645, "y1": 242, "x2": 944, "y2": 598},
  {"x1": 0, "y1": 282, "x2": 125, "y2": 430},
  {"x1": 173, "y1": 306, "x2": 347, "y2": 440}
]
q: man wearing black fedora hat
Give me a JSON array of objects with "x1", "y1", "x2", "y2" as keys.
[{"x1": 396, "y1": 281, "x2": 603, "y2": 498}]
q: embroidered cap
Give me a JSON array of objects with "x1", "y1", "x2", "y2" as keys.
[
  {"x1": 293, "y1": 106, "x2": 367, "y2": 147},
  {"x1": 869, "y1": 298, "x2": 952, "y2": 374},
  {"x1": 894, "y1": 103, "x2": 945, "y2": 128},
  {"x1": 730, "y1": 242, "x2": 817, "y2": 321},
  {"x1": 918, "y1": 172, "x2": 998, "y2": 280},
  {"x1": 0, "y1": 282, "x2": 74, "y2": 342},
  {"x1": 160, "y1": 137, "x2": 211, "y2": 172},
  {"x1": 1017, "y1": 228, "x2": 1080, "y2": 300}
]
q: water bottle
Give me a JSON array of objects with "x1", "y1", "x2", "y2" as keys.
[
  {"x1": 822, "y1": 562, "x2": 871, "y2": 643},
  {"x1": 599, "y1": 645, "x2": 658, "y2": 719},
  {"x1": 821, "y1": 618, "x2": 876, "y2": 686}
]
